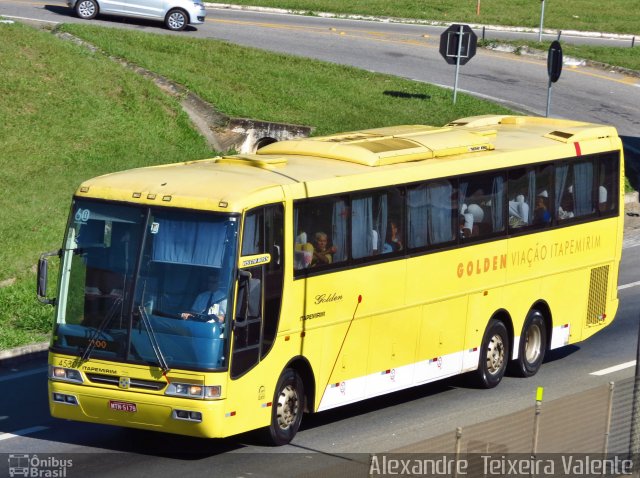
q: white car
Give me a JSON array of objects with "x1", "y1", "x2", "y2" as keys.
[{"x1": 68, "y1": 0, "x2": 206, "y2": 31}]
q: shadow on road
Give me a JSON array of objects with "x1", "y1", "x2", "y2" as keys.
[{"x1": 43, "y1": 5, "x2": 198, "y2": 32}]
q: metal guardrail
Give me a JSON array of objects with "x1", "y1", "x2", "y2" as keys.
[{"x1": 393, "y1": 377, "x2": 637, "y2": 455}]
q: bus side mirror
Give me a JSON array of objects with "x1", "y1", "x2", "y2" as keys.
[{"x1": 37, "y1": 250, "x2": 59, "y2": 305}]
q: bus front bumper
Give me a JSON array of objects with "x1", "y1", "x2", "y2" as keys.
[{"x1": 48, "y1": 380, "x2": 227, "y2": 438}]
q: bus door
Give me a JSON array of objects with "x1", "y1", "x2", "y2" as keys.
[{"x1": 231, "y1": 204, "x2": 284, "y2": 378}]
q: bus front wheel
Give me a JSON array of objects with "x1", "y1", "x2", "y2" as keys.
[
  {"x1": 509, "y1": 310, "x2": 547, "y2": 377},
  {"x1": 267, "y1": 368, "x2": 304, "y2": 445},
  {"x1": 474, "y1": 319, "x2": 509, "y2": 388}
]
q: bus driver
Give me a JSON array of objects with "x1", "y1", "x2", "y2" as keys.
[{"x1": 181, "y1": 274, "x2": 227, "y2": 323}]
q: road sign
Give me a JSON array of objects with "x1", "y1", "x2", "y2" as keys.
[
  {"x1": 439, "y1": 24, "x2": 477, "y2": 66},
  {"x1": 439, "y1": 24, "x2": 478, "y2": 104},
  {"x1": 545, "y1": 40, "x2": 563, "y2": 117},
  {"x1": 547, "y1": 40, "x2": 563, "y2": 83}
]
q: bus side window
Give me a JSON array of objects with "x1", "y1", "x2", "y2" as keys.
[
  {"x1": 556, "y1": 160, "x2": 596, "y2": 221},
  {"x1": 459, "y1": 172, "x2": 505, "y2": 238},
  {"x1": 598, "y1": 154, "x2": 618, "y2": 214},
  {"x1": 294, "y1": 197, "x2": 348, "y2": 269}
]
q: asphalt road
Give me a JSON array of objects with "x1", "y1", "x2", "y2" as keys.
[{"x1": 1, "y1": 2, "x2": 639, "y2": 138}]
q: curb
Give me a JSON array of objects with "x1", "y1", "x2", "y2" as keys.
[
  {"x1": 205, "y1": 2, "x2": 639, "y2": 41},
  {"x1": 0, "y1": 341, "x2": 49, "y2": 367}
]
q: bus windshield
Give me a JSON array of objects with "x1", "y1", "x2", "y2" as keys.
[{"x1": 52, "y1": 199, "x2": 239, "y2": 371}]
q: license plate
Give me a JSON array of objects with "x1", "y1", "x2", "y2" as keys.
[{"x1": 109, "y1": 400, "x2": 137, "y2": 413}]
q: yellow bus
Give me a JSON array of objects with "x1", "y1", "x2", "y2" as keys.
[{"x1": 39, "y1": 115, "x2": 623, "y2": 445}]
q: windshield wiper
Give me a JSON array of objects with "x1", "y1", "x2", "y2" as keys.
[
  {"x1": 138, "y1": 306, "x2": 170, "y2": 374},
  {"x1": 81, "y1": 296, "x2": 123, "y2": 362}
]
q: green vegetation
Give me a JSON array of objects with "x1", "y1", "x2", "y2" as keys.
[
  {"x1": 226, "y1": 0, "x2": 640, "y2": 35},
  {"x1": 1, "y1": 22, "x2": 515, "y2": 349},
  {"x1": 0, "y1": 22, "x2": 212, "y2": 348},
  {"x1": 58, "y1": 24, "x2": 512, "y2": 136},
  {"x1": 480, "y1": 39, "x2": 640, "y2": 72}
]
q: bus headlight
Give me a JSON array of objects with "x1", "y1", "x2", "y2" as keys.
[
  {"x1": 166, "y1": 382, "x2": 221, "y2": 400},
  {"x1": 49, "y1": 365, "x2": 84, "y2": 384}
]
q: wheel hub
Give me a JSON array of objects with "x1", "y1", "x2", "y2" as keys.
[
  {"x1": 276, "y1": 384, "x2": 299, "y2": 430},
  {"x1": 525, "y1": 324, "x2": 542, "y2": 362},
  {"x1": 486, "y1": 334, "x2": 505, "y2": 374}
]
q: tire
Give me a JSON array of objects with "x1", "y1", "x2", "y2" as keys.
[
  {"x1": 266, "y1": 368, "x2": 304, "y2": 445},
  {"x1": 165, "y1": 9, "x2": 188, "y2": 31},
  {"x1": 75, "y1": 0, "x2": 98, "y2": 19},
  {"x1": 474, "y1": 319, "x2": 509, "y2": 388},
  {"x1": 509, "y1": 310, "x2": 547, "y2": 377}
]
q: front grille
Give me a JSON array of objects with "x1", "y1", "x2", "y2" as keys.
[
  {"x1": 586, "y1": 265, "x2": 609, "y2": 326},
  {"x1": 86, "y1": 373, "x2": 167, "y2": 391}
]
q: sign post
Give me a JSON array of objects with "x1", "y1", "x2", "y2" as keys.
[
  {"x1": 439, "y1": 24, "x2": 477, "y2": 104},
  {"x1": 546, "y1": 40, "x2": 563, "y2": 117},
  {"x1": 539, "y1": 0, "x2": 546, "y2": 42}
]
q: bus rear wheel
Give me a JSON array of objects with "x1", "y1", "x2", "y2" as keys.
[
  {"x1": 509, "y1": 310, "x2": 547, "y2": 377},
  {"x1": 474, "y1": 319, "x2": 509, "y2": 388},
  {"x1": 267, "y1": 368, "x2": 304, "y2": 445}
]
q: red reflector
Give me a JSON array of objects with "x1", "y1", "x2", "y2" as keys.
[{"x1": 574, "y1": 142, "x2": 582, "y2": 156}]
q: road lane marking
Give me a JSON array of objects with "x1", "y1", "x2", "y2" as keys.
[
  {"x1": 0, "y1": 426, "x2": 49, "y2": 441},
  {"x1": 590, "y1": 360, "x2": 636, "y2": 376},
  {"x1": 0, "y1": 14, "x2": 59, "y2": 23},
  {"x1": 0, "y1": 367, "x2": 48, "y2": 383},
  {"x1": 618, "y1": 280, "x2": 640, "y2": 291}
]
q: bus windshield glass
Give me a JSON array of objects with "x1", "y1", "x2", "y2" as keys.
[{"x1": 52, "y1": 199, "x2": 239, "y2": 371}]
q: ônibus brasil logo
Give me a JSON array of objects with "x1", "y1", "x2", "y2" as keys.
[{"x1": 8, "y1": 454, "x2": 73, "y2": 477}]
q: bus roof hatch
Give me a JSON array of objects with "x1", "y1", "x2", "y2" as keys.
[{"x1": 257, "y1": 126, "x2": 495, "y2": 167}]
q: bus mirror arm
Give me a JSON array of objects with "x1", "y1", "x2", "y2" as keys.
[
  {"x1": 37, "y1": 250, "x2": 60, "y2": 305},
  {"x1": 273, "y1": 244, "x2": 281, "y2": 265},
  {"x1": 235, "y1": 270, "x2": 251, "y2": 325}
]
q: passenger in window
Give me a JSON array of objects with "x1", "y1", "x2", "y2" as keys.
[
  {"x1": 181, "y1": 274, "x2": 226, "y2": 323},
  {"x1": 311, "y1": 232, "x2": 336, "y2": 266},
  {"x1": 294, "y1": 231, "x2": 313, "y2": 269},
  {"x1": 459, "y1": 203, "x2": 483, "y2": 236},
  {"x1": 508, "y1": 194, "x2": 529, "y2": 227},
  {"x1": 383, "y1": 220, "x2": 403, "y2": 253},
  {"x1": 558, "y1": 186, "x2": 575, "y2": 220},
  {"x1": 533, "y1": 191, "x2": 552, "y2": 224},
  {"x1": 459, "y1": 214, "x2": 472, "y2": 239},
  {"x1": 598, "y1": 186, "x2": 608, "y2": 212}
]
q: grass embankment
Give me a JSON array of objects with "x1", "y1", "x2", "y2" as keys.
[
  {"x1": 0, "y1": 23, "x2": 212, "y2": 348},
  {"x1": 58, "y1": 24, "x2": 512, "y2": 136},
  {"x1": 224, "y1": 0, "x2": 640, "y2": 35},
  {"x1": 1, "y1": 22, "x2": 514, "y2": 349}
]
